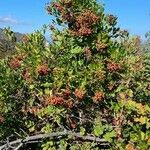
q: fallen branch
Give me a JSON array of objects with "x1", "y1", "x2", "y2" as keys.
[{"x1": 0, "y1": 130, "x2": 108, "y2": 150}]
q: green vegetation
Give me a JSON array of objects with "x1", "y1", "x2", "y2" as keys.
[{"x1": 0, "y1": 0, "x2": 149, "y2": 149}]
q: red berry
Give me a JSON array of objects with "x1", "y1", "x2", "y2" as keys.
[{"x1": 37, "y1": 64, "x2": 49, "y2": 76}]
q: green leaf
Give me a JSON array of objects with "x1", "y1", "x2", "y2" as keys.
[
  {"x1": 141, "y1": 131, "x2": 145, "y2": 140},
  {"x1": 126, "y1": 89, "x2": 133, "y2": 97},
  {"x1": 93, "y1": 124, "x2": 104, "y2": 136},
  {"x1": 44, "y1": 89, "x2": 52, "y2": 95},
  {"x1": 80, "y1": 127, "x2": 86, "y2": 136},
  {"x1": 43, "y1": 82, "x2": 52, "y2": 88},
  {"x1": 71, "y1": 46, "x2": 83, "y2": 54},
  {"x1": 78, "y1": 60, "x2": 84, "y2": 66},
  {"x1": 29, "y1": 126, "x2": 35, "y2": 132},
  {"x1": 29, "y1": 84, "x2": 34, "y2": 90},
  {"x1": 103, "y1": 130, "x2": 116, "y2": 142}
]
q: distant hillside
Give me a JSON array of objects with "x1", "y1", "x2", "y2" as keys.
[
  {"x1": 0, "y1": 28, "x2": 3, "y2": 39},
  {"x1": 0, "y1": 28, "x2": 24, "y2": 41},
  {"x1": 0, "y1": 28, "x2": 24, "y2": 58}
]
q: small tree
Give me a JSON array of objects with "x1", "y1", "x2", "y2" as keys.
[{"x1": 0, "y1": 0, "x2": 149, "y2": 149}]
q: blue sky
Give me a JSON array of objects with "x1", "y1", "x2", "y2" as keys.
[{"x1": 0, "y1": 0, "x2": 150, "y2": 39}]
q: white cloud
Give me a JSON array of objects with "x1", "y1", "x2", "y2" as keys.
[
  {"x1": 0, "y1": 16, "x2": 30, "y2": 26},
  {"x1": 0, "y1": 16, "x2": 18, "y2": 24}
]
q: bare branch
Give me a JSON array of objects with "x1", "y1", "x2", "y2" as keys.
[{"x1": 0, "y1": 130, "x2": 108, "y2": 150}]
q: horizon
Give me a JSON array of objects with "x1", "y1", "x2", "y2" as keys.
[{"x1": 0, "y1": 0, "x2": 150, "y2": 40}]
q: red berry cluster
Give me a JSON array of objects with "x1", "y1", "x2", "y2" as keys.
[
  {"x1": 66, "y1": 100, "x2": 74, "y2": 108},
  {"x1": 46, "y1": 1, "x2": 73, "y2": 15},
  {"x1": 107, "y1": 62, "x2": 121, "y2": 72},
  {"x1": 61, "y1": 88, "x2": 74, "y2": 108},
  {"x1": 125, "y1": 144, "x2": 135, "y2": 150},
  {"x1": 92, "y1": 91, "x2": 104, "y2": 103},
  {"x1": 62, "y1": 88, "x2": 71, "y2": 99},
  {"x1": 0, "y1": 116, "x2": 5, "y2": 124},
  {"x1": 76, "y1": 10, "x2": 99, "y2": 28},
  {"x1": 22, "y1": 68, "x2": 31, "y2": 81},
  {"x1": 70, "y1": 10, "x2": 99, "y2": 36},
  {"x1": 78, "y1": 27, "x2": 93, "y2": 36},
  {"x1": 28, "y1": 107, "x2": 41, "y2": 115},
  {"x1": 53, "y1": 3, "x2": 64, "y2": 12},
  {"x1": 96, "y1": 41, "x2": 108, "y2": 52},
  {"x1": 70, "y1": 27, "x2": 93, "y2": 37},
  {"x1": 9, "y1": 54, "x2": 26, "y2": 69},
  {"x1": 47, "y1": 3, "x2": 99, "y2": 37},
  {"x1": 21, "y1": 106, "x2": 41, "y2": 116},
  {"x1": 44, "y1": 94, "x2": 74, "y2": 108},
  {"x1": 84, "y1": 47, "x2": 92, "y2": 60},
  {"x1": 74, "y1": 89, "x2": 85, "y2": 100},
  {"x1": 9, "y1": 58, "x2": 21, "y2": 69},
  {"x1": 37, "y1": 64, "x2": 49, "y2": 76},
  {"x1": 45, "y1": 96, "x2": 65, "y2": 106}
]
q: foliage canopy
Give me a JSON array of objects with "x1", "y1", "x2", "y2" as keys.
[{"x1": 0, "y1": 0, "x2": 150, "y2": 149}]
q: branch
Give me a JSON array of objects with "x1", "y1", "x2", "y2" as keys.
[
  {"x1": 0, "y1": 139, "x2": 21, "y2": 150},
  {"x1": 0, "y1": 131, "x2": 108, "y2": 150},
  {"x1": 14, "y1": 143, "x2": 23, "y2": 150}
]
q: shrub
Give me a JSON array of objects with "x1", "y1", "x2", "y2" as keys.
[{"x1": 0, "y1": 0, "x2": 149, "y2": 149}]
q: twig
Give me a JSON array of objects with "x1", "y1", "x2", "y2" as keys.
[
  {"x1": 26, "y1": 140, "x2": 42, "y2": 144},
  {"x1": 20, "y1": 129, "x2": 29, "y2": 137},
  {"x1": 0, "y1": 139, "x2": 21, "y2": 150},
  {"x1": 14, "y1": 143, "x2": 23, "y2": 150}
]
